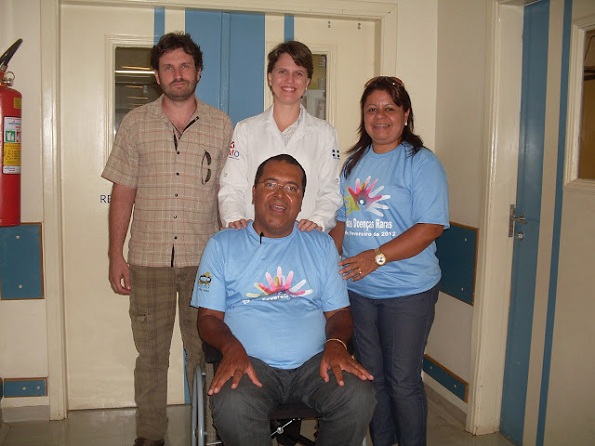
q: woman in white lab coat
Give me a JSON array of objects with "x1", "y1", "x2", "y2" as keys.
[{"x1": 218, "y1": 40, "x2": 342, "y2": 232}]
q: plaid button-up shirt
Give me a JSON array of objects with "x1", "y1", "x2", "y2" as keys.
[{"x1": 102, "y1": 95, "x2": 233, "y2": 267}]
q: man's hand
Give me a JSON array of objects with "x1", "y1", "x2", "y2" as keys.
[
  {"x1": 109, "y1": 254, "x2": 132, "y2": 295},
  {"x1": 199, "y1": 310, "x2": 262, "y2": 394},
  {"x1": 107, "y1": 183, "x2": 135, "y2": 295},
  {"x1": 319, "y1": 340, "x2": 373, "y2": 386},
  {"x1": 208, "y1": 343, "x2": 262, "y2": 395}
]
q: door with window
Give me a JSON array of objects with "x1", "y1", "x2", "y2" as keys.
[
  {"x1": 500, "y1": 1, "x2": 595, "y2": 444},
  {"x1": 60, "y1": 2, "x2": 376, "y2": 409}
]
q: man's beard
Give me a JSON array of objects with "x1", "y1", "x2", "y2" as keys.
[{"x1": 162, "y1": 79, "x2": 197, "y2": 102}]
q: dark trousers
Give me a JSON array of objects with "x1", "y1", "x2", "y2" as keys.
[
  {"x1": 349, "y1": 284, "x2": 439, "y2": 446},
  {"x1": 210, "y1": 352, "x2": 376, "y2": 446}
]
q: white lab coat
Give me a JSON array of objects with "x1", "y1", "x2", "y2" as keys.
[{"x1": 218, "y1": 105, "x2": 343, "y2": 231}]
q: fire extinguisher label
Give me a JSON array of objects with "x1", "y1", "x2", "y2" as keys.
[{"x1": 3, "y1": 116, "x2": 21, "y2": 174}]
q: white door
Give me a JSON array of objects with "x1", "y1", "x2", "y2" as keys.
[
  {"x1": 60, "y1": 3, "x2": 175, "y2": 410},
  {"x1": 60, "y1": 3, "x2": 376, "y2": 409}
]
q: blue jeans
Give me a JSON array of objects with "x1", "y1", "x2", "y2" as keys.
[
  {"x1": 349, "y1": 284, "x2": 439, "y2": 446},
  {"x1": 210, "y1": 352, "x2": 376, "y2": 446}
]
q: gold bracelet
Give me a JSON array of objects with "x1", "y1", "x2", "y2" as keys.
[{"x1": 325, "y1": 338, "x2": 348, "y2": 350}]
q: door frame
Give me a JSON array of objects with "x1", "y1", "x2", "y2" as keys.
[
  {"x1": 468, "y1": 0, "x2": 526, "y2": 435},
  {"x1": 466, "y1": 0, "x2": 539, "y2": 435},
  {"x1": 41, "y1": 0, "x2": 398, "y2": 420}
]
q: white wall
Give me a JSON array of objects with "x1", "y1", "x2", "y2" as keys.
[
  {"x1": 425, "y1": 0, "x2": 489, "y2": 412},
  {"x1": 394, "y1": 0, "x2": 438, "y2": 151},
  {"x1": 0, "y1": 0, "x2": 49, "y2": 414}
]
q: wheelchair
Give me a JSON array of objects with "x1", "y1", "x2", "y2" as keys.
[
  {"x1": 191, "y1": 363, "x2": 320, "y2": 446},
  {"x1": 191, "y1": 342, "x2": 369, "y2": 446}
]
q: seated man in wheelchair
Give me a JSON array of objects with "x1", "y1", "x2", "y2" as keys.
[{"x1": 191, "y1": 154, "x2": 376, "y2": 446}]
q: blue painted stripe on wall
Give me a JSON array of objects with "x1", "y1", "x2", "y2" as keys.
[
  {"x1": 228, "y1": 13, "x2": 265, "y2": 125},
  {"x1": 184, "y1": 8, "x2": 225, "y2": 402},
  {"x1": 284, "y1": 15, "x2": 295, "y2": 42},
  {"x1": 186, "y1": 10, "x2": 265, "y2": 122},
  {"x1": 181, "y1": 9, "x2": 266, "y2": 403},
  {"x1": 154, "y1": 7, "x2": 165, "y2": 43},
  {"x1": 186, "y1": 10, "x2": 223, "y2": 110},
  {"x1": 536, "y1": 1, "x2": 572, "y2": 444},
  {"x1": 152, "y1": 6, "x2": 195, "y2": 408},
  {"x1": 3, "y1": 379, "x2": 47, "y2": 398},
  {"x1": 423, "y1": 356, "x2": 467, "y2": 402},
  {"x1": 220, "y1": 13, "x2": 232, "y2": 114}
]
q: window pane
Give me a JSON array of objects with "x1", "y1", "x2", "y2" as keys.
[
  {"x1": 114, "y1": 47, "x2": 161, "y2": 133},
  {"x1": 301, "y1": 54, "x2": 327, "y2": 120}
]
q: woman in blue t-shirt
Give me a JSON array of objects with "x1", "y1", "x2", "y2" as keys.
[{"x1": 330, "y1": 76, "x2": 449, "y2": 446}]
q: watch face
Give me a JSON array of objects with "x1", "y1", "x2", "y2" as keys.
[{"x1": 375, "y1": 253, "x2": 386, "y2": 266}]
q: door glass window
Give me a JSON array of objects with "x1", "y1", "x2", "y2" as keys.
[
  {"x1": 114, "y1": 47, "x2": 161, "y2": 133},
  {"x1": 115, "y1": 49, "x2": 327, "y2": 126},
  {"x1": 301, "y1": 54, "x2": 327, "y2": 120},
  {"x1": 579, "y1": 30, "x2": 595, "y2": 180}
]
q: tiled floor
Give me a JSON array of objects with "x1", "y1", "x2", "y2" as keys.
[{"x1": 0, "y1": 397, "x2": 515, "y2": 446}]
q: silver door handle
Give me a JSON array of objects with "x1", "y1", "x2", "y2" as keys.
[{"x1": 508, "y1": 204, "x2": 527, "y2": 237}]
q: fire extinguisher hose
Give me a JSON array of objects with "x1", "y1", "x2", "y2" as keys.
[{"x1": 0, "y1": 39, "x2": 23, "y2": 77}]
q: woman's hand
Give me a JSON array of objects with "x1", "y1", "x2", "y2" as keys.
[
  {"x1": 336, "y1": 224, "x2": 444, "y2": 281},
  {"x1": 227, "y1": 219, "x2": 251, "y2": 229},
  {"x1": 297, "y1": 218, "x2": 322, "y2": 231},
  {"x1": 338, "y1": 249, "x2": 377, "y2": 281}
]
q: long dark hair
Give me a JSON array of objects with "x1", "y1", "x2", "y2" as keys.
[{"x1": 343, "y1": 76, "x2": 423, "y2": 177}]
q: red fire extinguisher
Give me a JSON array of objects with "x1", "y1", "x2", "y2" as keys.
[{"x1": 0, "y1": 39, "x2": 23, "y2": 227}]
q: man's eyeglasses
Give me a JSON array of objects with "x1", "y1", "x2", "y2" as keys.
[{"x1": 257, "y1": 181, "x2": 302, "y2": 195}]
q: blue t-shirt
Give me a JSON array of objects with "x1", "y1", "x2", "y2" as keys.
[
  {"x1": 337, "y1": 143, "x2": 449, "y2": 298},
  {"x1": 191, "y1": 222, "x2": 349, "y2": 369}
]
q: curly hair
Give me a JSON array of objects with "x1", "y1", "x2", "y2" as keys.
[{"x1": 150, "y1": 32, "x2": 203, "y2": 71}]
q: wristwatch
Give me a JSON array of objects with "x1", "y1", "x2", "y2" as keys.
[{"x1": 374, "y1": 247, "x2": 387, "y2": 266}]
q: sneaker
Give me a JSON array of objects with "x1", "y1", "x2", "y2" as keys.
[{"x1": 133, "y1": 438, "x2": 165, "y2": 446}]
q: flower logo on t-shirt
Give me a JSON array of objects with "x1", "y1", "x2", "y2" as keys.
[
  {"x1": 246, "y1": 266, "x2": 313, "y2": 300},
  {"x1": 346, "y1": 176, "x2": 390, "y2": 216}
]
